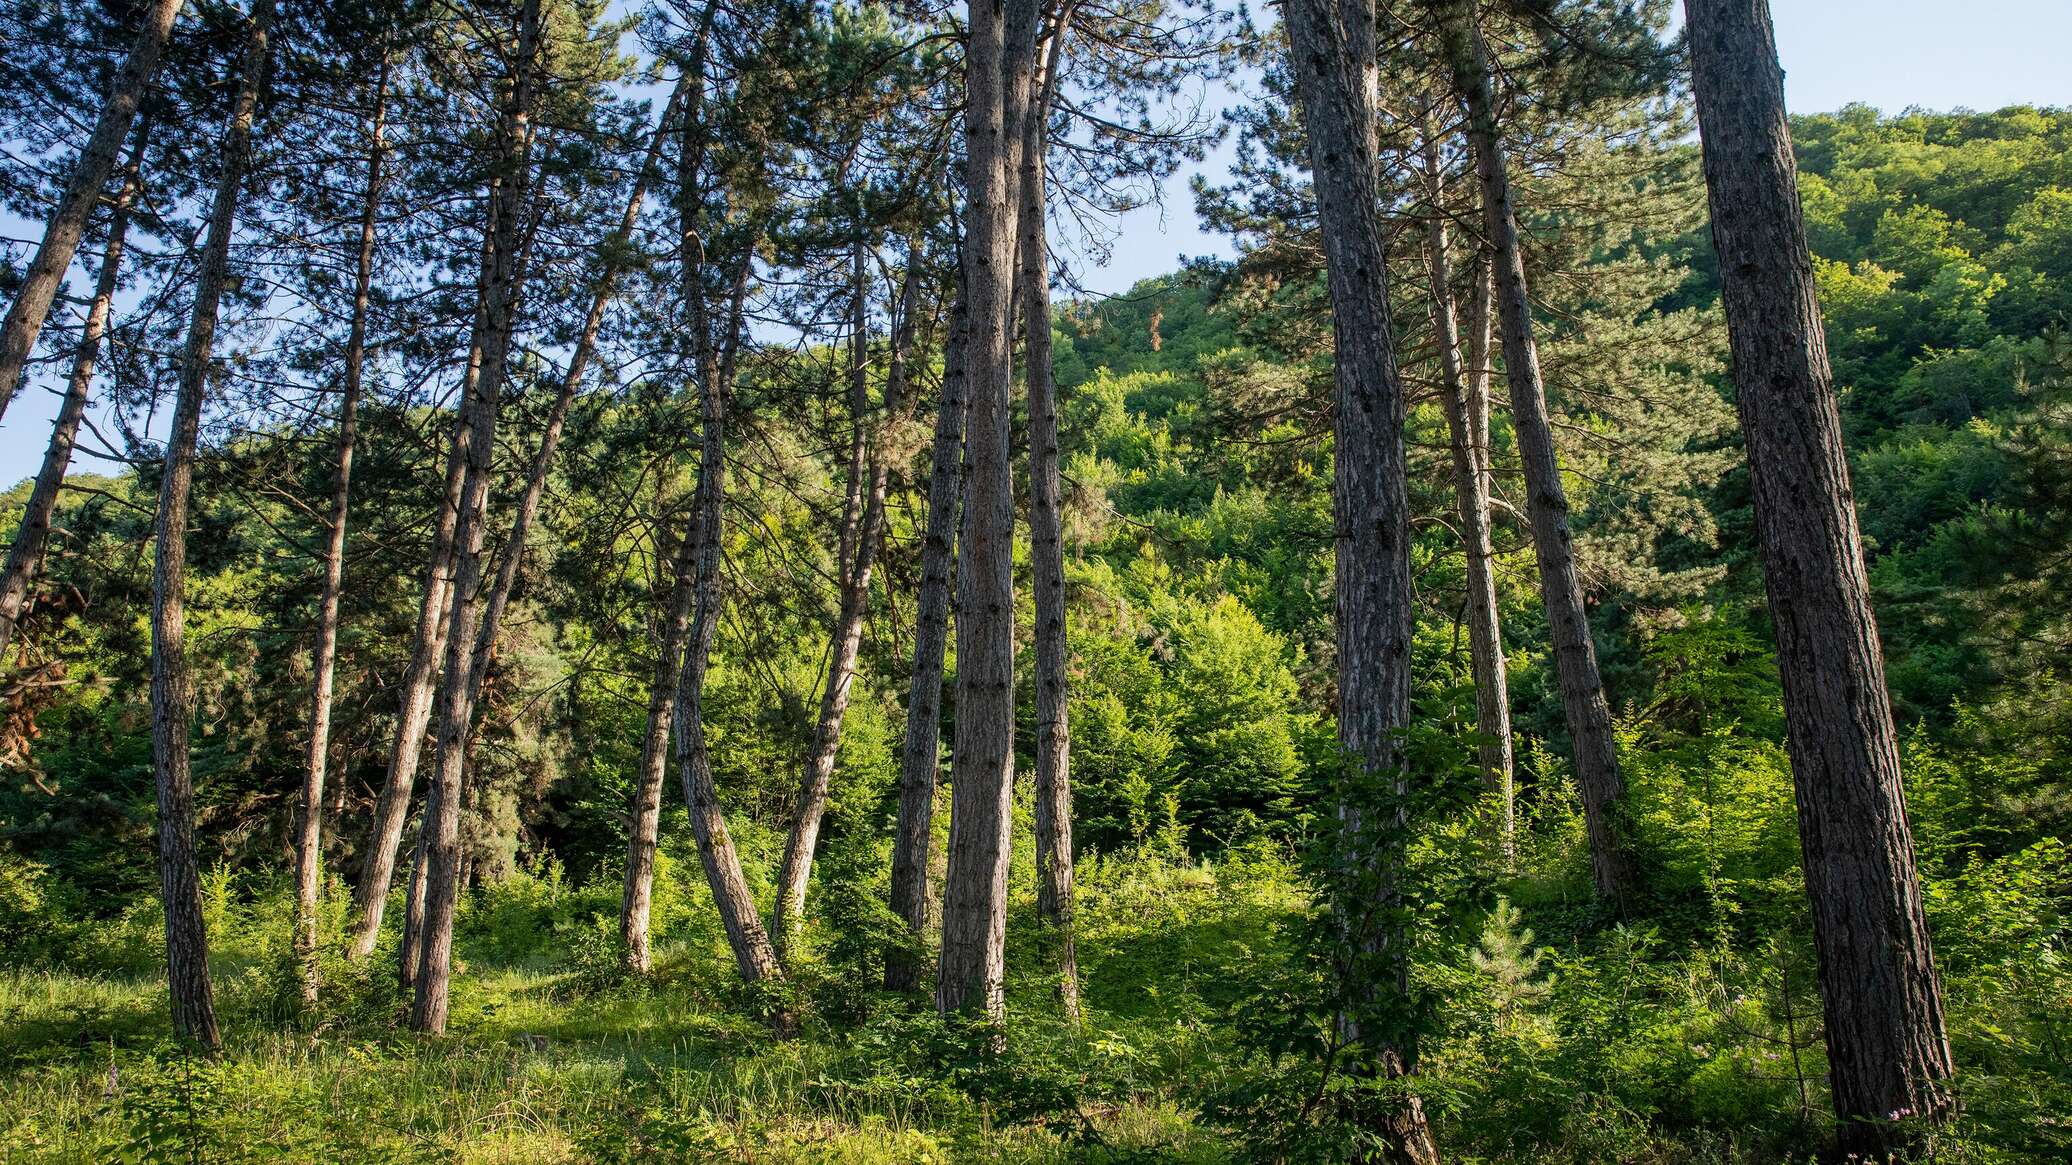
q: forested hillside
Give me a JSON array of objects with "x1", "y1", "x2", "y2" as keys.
[{"x1": 0, "y1": 0, "x2": 2066, "y2": 1160}]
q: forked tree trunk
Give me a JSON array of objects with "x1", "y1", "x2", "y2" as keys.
[
  {"x1": 1684, "y1": 0, "x2": 1955, "y2": 1154},
  {"x1": 411, "y1": 0, "x2": 543, "y2": 1034},
  {"x1": 935, "y1": 0, "x2": 1038, "y2": 1025},
  {"x1": 347, "y1": 262, "x2": 488, "y2": 961},
  {"x1": 147, "y1": 0, "x2": 273, "y2": 1052},
  {"x1": 0, "y1": 123, "x2": 149, "y2": 665},
  {"x1": 294, "y1": 60, "x2": 389, "y2": 1007},
  {"x1": 674, "y1": 268, "x2": 788, "y2": 996},
  {"x1": 1442, "y1": 0, "x2": 1634, "y2": 908},
  {"x1": 1282, "y1": 0, "x2": 1439, "y2": 1157},
  {"x1": 886, "y1": 280, "x2": 966, "y2": 993},
  {"x1": 1018, "y1": 16, "x2": 1079, "y2": 1020},
  {"x1": 0, "y1": 0, "x2": 183, "y2": 420},
  {"x1": 772, "y1": 246, "x2": 923, "y2": 956},
  {"x1": 1416, "y1": 126, "x2": 1514, "y2": 862}
]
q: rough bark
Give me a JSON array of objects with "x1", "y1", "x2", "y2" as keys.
[
  {"x1": 0, "y1": 0, "x2": 183, "y2": 421},
  {"x1": 1416, "y1": 127, "x2": 1514, "y2": 861},
  {"x1": 1282, "y1": 0, "x2": 1439, "y2": 1157},
  {"x1": 935, "y1": 0, "x2": 1037, "y2": 1024},
  {"x1": 147, "y1": 0, "x2": 273, "y2": 1052},
  {"x1": 346, "y1": 259, "x2": 487, "y2": 961},
  {"x1": 621, "y1": 505, "x2": 698, "y2": 973},
  {"x1": 1442, "y1": 0, "x2": 1633, "y2": 907},
  {"x1": 886, "y1": 280, "x2": 966, "y2": 994},
  {"x1": 772, "y1": 246, "x2": 923, "y2": 956},
  {"x1": 1684, "y1": 0, "x2": 1955, "y2": 1153},
  {"x1": 412, "y1": 0, "x2": 543, "y2": 1034},
  {"x1": 294, "y1": 61, "x2": 389, "y2": 1007},
  {"x1": 674, "y1": 268, "x2": 788, "y2": 994},
  {"x1": 1019, "y1": 17, "x2": 1079, "y2": 1020},
  {"x1": 0, "y1": 123, "x2": 148, "y2": 666}
]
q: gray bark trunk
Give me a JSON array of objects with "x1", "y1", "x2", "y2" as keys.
[
  {"x1": 347, "y1": 257, "x2": 488, "y2": 961},
  {"x1": 1684, "y1": 1, "x2": 1955, "y2": 1154},
  {"x1": 412, "y1": 0, "x2": 543, "y2": 1034},
  {"x1": 674, "y1": 268, "x2": 788, "y2": 995},
  {"x1": 295, "y1": 60, "x2": 389, "y2": 1006},
  {"x1": 621, "y1": 506, "x2": 698, "y2": 973},
  {"x1": 886, "y1": 279, "x2": 966, "y2": 993},
  {"x1": 1283, "y1": 0, "x2": 1439, "y2": 1156},
  {"x1": 0, "y1": 123, "x2": 149, "y2": 665},
  {"x1": 1019, "y1": 20, "x2": 1079, "y2": 1020},
  {"x1": 1416, "y1": 126, "x2": 1514, "y2": 862},
  {"x1": 148, "y1": 0, "x2": 273, "y2": 1052},
  {"x1": 935, "y1": 0, "x2": 1038, "y2": 1024},
  {"x1": 1443, "y1": 0, "x2": 1633, "y2": 907},
  {"x1": 0, "y1": 0, "x2": 183, "y2": 421},
  {"x1": 773, "y1": 246, "x2": 923, "y2": 956}
]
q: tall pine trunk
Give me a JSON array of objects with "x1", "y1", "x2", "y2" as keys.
[
  {"x1": 347, "y1": 262, "x2": 488, "y2": 961},
  {"x1": 674, "y1": 268, "x2": 788, "y2": 995},
  {"x1": 935, "y1": 0, "x2": 1037, "y2": 1024},
  {"x1": 294, "y1": 60, "x2": 389, "y2": 1006},
  {"x1": 1442, "y1": 0, "x2": 1633, "y2": 907},
  {"x1": 1282, "y1": 0, "x2": 1439, "y2": 1156},
  {"x1": 411, "y1": 0, "x2": 543, "y2": 1033},
  {"x1": 1018, "y1": 19, "x2": 1079, "y2": 1020},
  {"x1": 1684, "y1": 0, "x2": 1954, "y2": 1153},
  {"x1": 0, "y1": 123, "x2": 149, "y2": 665},
  {"x1": 0, "y1": 0, "x2": 183, "y2": 420},
  {"x1": 621, "y1": 505, "x2": 698, "y2": 973},
  {"x1": 148, "y1": 0, "x2": 273, "y2": 1051},
  {"x1": 1416, "y1": 126, "x2": 1514, "y2": 860},
  {"x1": 772, "y1": 245, "x2": 914, "y2": 955},
  {"x1": 886, "y1": 280, "x2": 966, "y2": 993}
]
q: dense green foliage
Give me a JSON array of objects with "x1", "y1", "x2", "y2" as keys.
[{"x1": 2, "y1": 92, "x2": 2069, "y2": 1164}]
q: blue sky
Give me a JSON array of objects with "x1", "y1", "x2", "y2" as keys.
[{"x1": 6, "y1": 0, "x2": 2072, "y2": 483}]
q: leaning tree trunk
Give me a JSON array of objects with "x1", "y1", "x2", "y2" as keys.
[
  {"x1": 0, "y1": 122, "x2": 149, "y2": 666},
  {"x1": 674, "y1": 268, "x2": 789, "y2": 997},
  {"x1": 621, "y1": 502, "x2": 699, "y2": 973},
  {"x1": 346, "y1": 260, "x2": 488, "y2": 962},
  {"x1": 411, "y1": 0, "x2": 542, "y2": 1034},
  {"x1": 1282, "y1": 0, "x2": 1440, "y2": 1157},
  {"x1": 773, "y1": 245, "x2": 924, "y2": 956},
  {"x1": 147, "y1": 0, "x2": 273, "y2": 1052},
  {"x1": 886, "y1": 278, "x2": 966, "y2": 994},
  {"x1": 935, "y1": 0, "x2": 1037, "y2": 1025},
  {"x1": 1018, "y1": 20, "x2": 1080, "y2": 1020},
  {"x1": 1417, "y1": 125, "x2": 1514, "y2": 862},
  {"x1": 0, "y1": 0, "x2": 183, "y2": 421},
  {"x1": 1684, "y1": 0, "x2": 1955, "y2": 1154},
  {"x1": 1442, "y1": 0, "x2": 1634, "y2": 908},
  {"x1": 294, "y1": 60, "x2": 388, "y2": 1007}
]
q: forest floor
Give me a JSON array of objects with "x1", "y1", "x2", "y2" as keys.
[{"x1": 0, "y1": 849, "x2": 1281, "y2": 1164}]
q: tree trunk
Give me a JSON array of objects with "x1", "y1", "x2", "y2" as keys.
[
  {"x1": 1018, "y1": 18, "x2": 1079, "y2": 1020},
  {"x1": 0, "y1": 122, "x2": 149, "y2": 666},
  {"x1": 1442, "y1": 0, "x2": 1633, "y2": 908},
  {"x1": 935, "y1": 0, "x2": 1037, "y2": 1025},
  {"x1": 1283, "y1": 0, "x2": 1438, "y2": 1157},
  {"x1": 411, "y1": 0, "x2": 543, "y2": 1034},
  {"x1": 1416, "y1": 125, "x2": 1514, "y2": 863},
  {"x1": 294, "y1": 60, "x2": 389, "y2": 1008},
  {"x1": 621, "y1": 504, "x2": 698, "y2": 974},
  {"x1": 1684, "y1": 1, "x2": 1955, "y2": 1154},
  {"x1": 147, "y1": 0, "x2": 273, "y2": 1052},
  {"x1": 773, "y1": 246, "x2": 924, "y2": 956},
  {"x1": 0, "y1": 0, "x2": 183, "y2": 421},
  {"x1": 346, "y1": 260, "x2": 488, "y2": 961},
  {"x1": 886, "y1": 279, "x2": 966, "y2": 994},
  {"x1": 674, "y1": 267, "x2": 788, "y2": 994}
]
